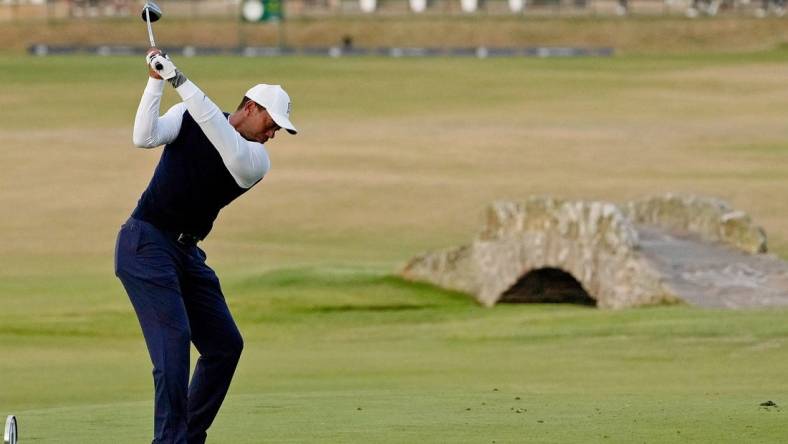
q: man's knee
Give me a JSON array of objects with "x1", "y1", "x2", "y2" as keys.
[
  {"x1": 226, "y1": 331, "x2": 244, "y2": 360},
  {"x1": 217, "y1": 331, "x2": 243, "y2": 361},
  {"x1": 194, "y1": 328, "x2": 243, "y2": 362}
]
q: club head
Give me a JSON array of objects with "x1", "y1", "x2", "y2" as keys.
[
  {"x1": 141, "y1": 0, "x2": 162, "y2": 22},
  {"x1": 4, "y1": 415, "x2": 17, "y2": 444}
]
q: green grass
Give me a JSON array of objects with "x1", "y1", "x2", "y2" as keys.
[
  {"x1": 3, "y1": 269, "x2": 788, "y2": 442},
  {"x1": 2, "y1": 50, "x2": 788, "y2": 442}
]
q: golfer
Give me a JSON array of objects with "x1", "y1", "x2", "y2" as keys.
[{"x1": 114, "y1": 49, "x2": 297, "y2": 444}]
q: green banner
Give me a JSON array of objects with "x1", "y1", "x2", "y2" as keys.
[{"x1": 263, "y1": 0, "x2": 284, "y2": 21}]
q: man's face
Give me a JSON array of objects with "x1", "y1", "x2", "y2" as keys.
[{"x1": 244, "y1": 101, "x2": 281, "y2": 144}]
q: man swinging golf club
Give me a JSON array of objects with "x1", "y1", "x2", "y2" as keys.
[{"x1": 114, "y1": 48, "x2": 297, "y2": 444}]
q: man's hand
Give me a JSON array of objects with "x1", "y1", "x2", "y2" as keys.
[
  {"x1": 145, "y1": 47, "x2": 188, "y2": 88},
  {"x1": 146, "y1": 48, "x2": 163, "y2": 79},
  {"x1": 148, "y1": 53, "x2": 177, "y2": 80}
]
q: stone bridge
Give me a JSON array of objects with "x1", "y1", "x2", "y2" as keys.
[{"x1": 401, "y1": 195, "x2": 788, "y2": 309}]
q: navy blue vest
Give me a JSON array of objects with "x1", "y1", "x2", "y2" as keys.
[{"x1": 131, "y1": 111, "x2": 258, "y2": 240}]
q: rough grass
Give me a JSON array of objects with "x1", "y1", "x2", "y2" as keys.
[
  {"x1": 3, "y1": 51, "x2": 788, "y2": 275},
  {"x1": 2, "y1": 52, "x2": 788, "y2": 442}
]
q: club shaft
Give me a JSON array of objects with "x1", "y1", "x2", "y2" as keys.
[{"x1": 145, "y1": 8, "x2": 156, "y2": 47}]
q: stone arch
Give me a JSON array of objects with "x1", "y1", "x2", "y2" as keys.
[
  {"x1": 401, "y1": 196, "x2": 781, "y2": 309},
  {"x1": 498, "y1": 267, "x2": 596, "y2": 306}
]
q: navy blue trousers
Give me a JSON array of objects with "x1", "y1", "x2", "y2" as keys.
[{"x1": 114, "y1": 218, "x2": 243, "y2": 444}]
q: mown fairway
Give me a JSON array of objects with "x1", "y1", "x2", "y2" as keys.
[{"x1": 1, "y1": 51, "x2": 788, "y2": 442}]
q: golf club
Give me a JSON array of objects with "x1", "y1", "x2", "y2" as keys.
[
  {"x1": 141, "y1": 0, "x2": 164, "y2": 70},
  {"x1": 4, "y1": 415, "x2": 17, "y2": 444}
]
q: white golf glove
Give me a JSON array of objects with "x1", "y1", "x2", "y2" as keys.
[{"x1": 147, "y1": 53, "x2": 177, "y2": 80}]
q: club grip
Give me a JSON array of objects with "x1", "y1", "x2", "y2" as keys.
[{"x1": 155, "y1": 62, "x2": 163, "y2": 70}]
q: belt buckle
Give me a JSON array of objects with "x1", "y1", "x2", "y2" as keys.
[{"x1": 177, "y1": 233, "x2": 193, "y2": 245}]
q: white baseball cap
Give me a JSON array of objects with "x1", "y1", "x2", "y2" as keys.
[{"x1": 245, "y1": 84, "x2": 298, "y2": 135}]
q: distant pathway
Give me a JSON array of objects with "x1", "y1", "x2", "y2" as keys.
[{"x1": 638, "y1": 226, "x2": 788, "y2": 309}]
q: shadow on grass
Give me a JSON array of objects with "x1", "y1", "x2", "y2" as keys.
[
  {"x1": 233, "y1": 267, "x2": 473, "y2": 304},
  {"x1": 301, "y1": 303, "x2": 440, "y2": 313},
  {"x1": 228, "y1": 267, "x2": 479, "y2": 325}
]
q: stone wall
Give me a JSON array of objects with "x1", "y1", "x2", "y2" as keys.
[{"x1": 623, "y1": 194, "x2": 767, "y2": 254}]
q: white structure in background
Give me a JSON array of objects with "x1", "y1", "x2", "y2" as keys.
[
  {"x1": 409, "y1": 0, "x2": 427, "y2": 12},
  {"x1": 359, "y1": 0, "x2": 377, "y2": 12},
  {"x1": 508, "y1": 0, "x2": 525, "y2": 12},
  {"x1": 461, "y1": 0, "x2": 479, "y2": 11},
  {"x1": 242, "y1": 0, "x2": 265, "y2": 21}
]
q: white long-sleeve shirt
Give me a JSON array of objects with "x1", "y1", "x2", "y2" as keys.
[{"x1": 132, "y1": 78, "x2": 270, "y2": 189}]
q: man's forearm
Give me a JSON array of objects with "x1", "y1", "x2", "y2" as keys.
[
  {"x1": 132, "y1": 78, "x2": 165, "y2": 148},
  {"x1": 133, "y1": 77, "x2": 185, "y2": 148}
]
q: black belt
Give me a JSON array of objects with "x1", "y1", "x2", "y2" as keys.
[
  {"x1": 131, "y1": 216, "x2": 202, "y2": 246},
  {"x1": 154, "y1": 228, "x2": 200, "y2": 246}
]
